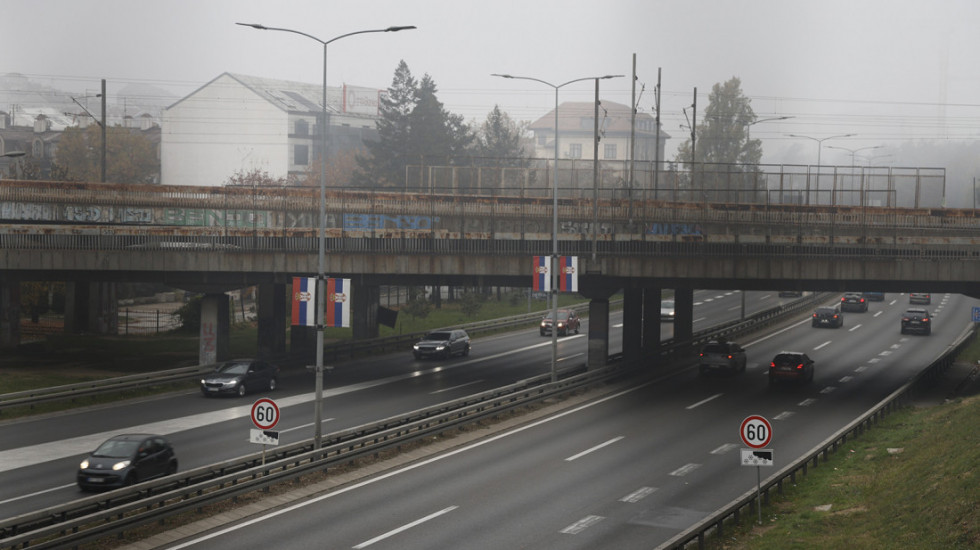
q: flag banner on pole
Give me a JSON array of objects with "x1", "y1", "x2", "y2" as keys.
[
  {"x1": 291, "y1": 277, "x2": 316, "y2": 326},
  {"x1": 532, "y1": 256, "x2": 550, "y2": 292},
  {"x1": 558, "y1": 256, "x2": 579, "y2": 292},
  {"x1": 325, "y1": 278, "x2": 351, "y2": 328}
]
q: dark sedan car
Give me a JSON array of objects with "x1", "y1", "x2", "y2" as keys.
[
  {"x1": 413, "y1": 329, "x2": 471, "y2": 359},
  {"x1": 840, "y1": 293, "x2": 868, "y2": 312},
  {"x1": 77, "y1": 434, "x2": 177, "y2": 491},
  {"x1": 901, "y1": 308, "x2": 932, "y2": 335},
  {"x1": 698, "y1": 340, "x2": 747, "y2": 375},
  {"x1": 769, "y1": 351, "x2": 815, "y2": 385},
  {"x1": 201, "y1": 359, "x2": 280, "y2": 397},
  {"x1": 812, "y1": 305, "x2": 843, "y2": 328}
]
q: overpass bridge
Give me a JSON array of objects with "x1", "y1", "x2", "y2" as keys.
[{"x1": 2, "y1": 162, "x2": 976, "y2": 366}]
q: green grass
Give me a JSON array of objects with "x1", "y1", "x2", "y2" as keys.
[{"x1": 706, "y1": 342, "x2": 980, "y2": 549}]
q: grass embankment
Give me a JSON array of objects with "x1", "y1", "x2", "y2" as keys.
[{"x1": 708, "y1": 338, "x2": 980, "y2": 550}]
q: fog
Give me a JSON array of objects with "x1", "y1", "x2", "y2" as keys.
[{"x1": 4, "y1": 0, "x2": 979, "y2": 202}]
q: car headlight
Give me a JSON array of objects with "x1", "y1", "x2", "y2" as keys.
[
  {"x1": 112, "y1": 460, "x2": 131, "y2": 471},
  {"x1": 435, "y1": 344, "x2": 446, "y2": 351},
  {"x1": 200, "y1": 378, "x2": 207, "y2": 385},
  {"x1": 80, "y1": 459, "x2": 90, "y2": 469}
]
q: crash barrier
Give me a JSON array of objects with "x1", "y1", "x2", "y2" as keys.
[
  {"x1": 0, "y1": 293, "x2": 829, "y2": 547},
  {"x1": 0, "y1": 302, "x2": 593, "y2": 415},
  {"x1": 655, "y1": 322, "x2": 976, "y2": 550}
]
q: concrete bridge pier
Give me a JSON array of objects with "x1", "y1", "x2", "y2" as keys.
[
  {"x1": 0, "y1": 279, "x2": 20, "y2": 348},
  {"x1": 622, "y1": 287, "x2": 643, "y2": 364},
  {"x1": 65, "y1": 282, "x2": 118, "y2": 335},
  {"x1": 580, "y1": 281, "x2": 619, "y2": 370},
  {"x1": 256, "y1": 282, "x2": 286, "y2": 359},
  {"x1": 352, "y1": 281, "x2": 379, "y2": 340},
  {"x1": 673, "y1": 288, "x2": 695, "y2": 353},
  {"x1": 642, "y1": 287, "x2": 662, "y2": 358},
  {"x1": 199, "y1": 293, "x2": 230, "y2": 366}
]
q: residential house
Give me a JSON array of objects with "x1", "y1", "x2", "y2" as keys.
[{"x1": 161, "y1": 72, "x2": 380, "y2": 187}]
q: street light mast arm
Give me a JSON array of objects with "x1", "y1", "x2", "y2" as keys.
[{"x1": 236, "y1": 23, "x2": 416, "y2": 45}]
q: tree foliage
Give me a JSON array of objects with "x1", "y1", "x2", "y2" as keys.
[
  {"x1": 674, "y1": 77, "x2": 765, "y2": 201},
  {"x1": 54, "y1": 125, "x2": 158, "y2": 184},
  {"x1": 224, "y1": 168, "x2": 289, "y2": 187},
  {"x1": 355, "y1": 61, "x2": 472, "y2": 188},
  {"x1": 472, "y1": 104, "x2": 528, "y2": 164}
]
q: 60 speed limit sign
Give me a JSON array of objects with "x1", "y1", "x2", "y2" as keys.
[
  {"x1": 250, "y1": 398, "x2": 280, "y2": 430},
  {"x1": 740, "y1": 415, "x2": 772, "y2": 449}
]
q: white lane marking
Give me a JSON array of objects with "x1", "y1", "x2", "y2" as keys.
[
  {"x1": 0, "y1": 339, "x2": 573, "y2": 474},
  {"x1": 0, "y1": 483, "x2": 77, "y2": 506},
  {"x1": 854, "y1": 366, "x2": 868, "y2": 373},
  {"x1": 565, "y1": 436, "x2": 625, "y2": 462},
  {"x1": 160, "y1": 377, "x2": 668, "y2": 549},
  {"x1": 686, "y1": 393, "x2": 723, "y2": 410},
  {"x1": 710, "y1": 443, "x2": 739, "y2": 455},
  {"x1": 879, "y1": 350, "x2": 892, "y2": 356},
  {"x1": 814, "y1": 341, "x2": 831, "y2": 350},
  {"x1": 670, "y1": 463, "x2": 701, "y2": 477},
  {"x1": 561, "y1": 515, "x2": 605, "y2": 535},
  {"x1": 353, "y1": 506, "x2": 458, "y2": 549},
  {"x1": 774, "y1": 411, "x2": 794, "y2": 420},
  {"x1": 798, "y1": 398, "x2": 818, "y2": 407},
  {"x1": 620, "y1": 486, "x2": 657, "y2": 503},
  {"x1": 839, "y1": 376, "x2": 854, "y2": 383},
  {"x1": 849, "y1": 324, "x2": 862, "y2": 332},
  {"x1": 868, "y1": 358, "x2": 881, "y2": 364},
  {"x1": 693, "y1": 316, "x2": 708, "y2": 323},
  {"x1": 431, "y1": 380, "x2": 485, "y2": 394},
  {"x1": 820, "y1": 386, "x2": 837, "y2": 394},
  {"x1": 874, "y1": 311, "x2": 883, "y2": 318}
]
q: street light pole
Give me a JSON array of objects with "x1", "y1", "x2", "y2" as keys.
[
  {"x1": 786, "y1": 133, "x2": 857, "y2": 170},
  {"x1": 238, "y1": 22, "x2": 415, "y2": 450},
  {"x1": 492, "y1": 73, "x2": 622, "y2": 382}
]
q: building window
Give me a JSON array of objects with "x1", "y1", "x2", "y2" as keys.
[
  {"x1": 568, "y1": 143, "x2": 582, "y2": 159},
  {"x1": 294, "y1": 144, "x2": 309, "y2": 166},
  {"x1": 604, "y1": 143, "x2": 617, "y2": 159},
  {"x1": 295, "y1": 119, "x2": 309, "y2": 137}
]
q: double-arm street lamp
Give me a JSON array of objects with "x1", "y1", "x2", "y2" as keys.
[
  {"x1": 491, "y1": 73, "x2": 622, "y2": 382},
  {"x1": 787, "y1": 133, "x2": 856, "y2": 168},
  {"x1": 238, "y1": 22, "x2": 416, "y2": 450},
  {"x1": 825, "y1": 144, "x2": 884, "y2": 167},
  {"x1": 746, "y1": 116, "x2": 793, "y2": 143}
]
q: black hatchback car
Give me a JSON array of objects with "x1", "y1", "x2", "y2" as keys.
[
  {"x1": 901, "y1": 308, "x2": 932, "y2": 335},
  {"x1": 769, "y1": 352, "x2": 815, "y2": 385},
  {"x1": 812, "y1": 305, "x2": 843, "y2": 328},
  {"x1": 201, "y1": 359, "x2": 280, "y2": 397},
  {"x1": 840, "y1": 293, "x2": 868, "y2": 312},
  {"x1": 77, "y1": 434, "x2": 177, "y2": 491}
]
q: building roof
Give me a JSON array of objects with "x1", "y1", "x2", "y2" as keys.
[
  {"x1": 528, "y1": 100, "x2": 669, "y2": 138},
  {"x1": 166, "y1": 72, "x2": 380, "y2": 119}
]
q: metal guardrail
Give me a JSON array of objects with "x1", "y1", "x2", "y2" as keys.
[
  {"x1": 0, "y1": 362, "x2": 621, "y2": 549},
  {"x1": 656, "y1": 322, "x2": 977, "y2": 550},
  {"x1": 0, "y1": 293, "x2": 826, "y2": 548},
  {"x1": 0, "y1": 303, "x2": 592, "y2": 415}
]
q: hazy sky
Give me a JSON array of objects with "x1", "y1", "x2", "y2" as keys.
[{"x1": 4, "y1": 0, "x2": 980, "y2": 163}]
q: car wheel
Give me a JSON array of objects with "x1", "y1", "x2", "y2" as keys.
[
  {"x1": 574, "y1": 325, "x2": 580, "y2": 334},
  {"x1": 166, "y1": 461, "x2": 178, "y2": 476},
  {"x1": 202, "y1": 390, "x2": 211, "y2": 397},
  {"x1": 463, "y1": 344, "x2": 470, "y2": 356},
  {"x1": 237, "y1": 384, "x2": 246, "y2": 397},
  {"x1": 740, "y1": 360, "x2": 747, "y2": 373},
  {"x1": 540, "y1": 330, "x2": 546, "y2": 336},
  {"x1": 268, "y1": 378, "x2": 277, "y2": 392},
  {"x1": 124, "y1": 472, "x2": 137, "y2": 486}
]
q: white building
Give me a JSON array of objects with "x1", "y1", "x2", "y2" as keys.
[
  {"x1": 528, "y1": 100, "x2": 668, "y2": 163},
  {"x1": 162, "y1": 72, "x2": 380, "y2": 187}
]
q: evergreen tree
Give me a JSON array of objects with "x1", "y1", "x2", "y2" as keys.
[
  {"x1": 354, "y1": 61, "x2": 471, "y2": 189},
  {"x1": 473, "y1": 105, "x2": 527, "y2": 164}
]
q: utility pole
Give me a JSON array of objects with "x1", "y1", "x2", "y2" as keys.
[
  {"x1": 691, "y1": 87, "x2": 697, "y2": 194},
  {"x1": 593, "y1": 78, "x2": 600, "y2": 262},
  {"x1": 654, "y1": 68, "x2": 661, "y2": 199},
  {"x1": 101, "y1": 79, "x2": 106, "y2": 183},
  {"x1": 629, "y1": 53, "x2": 636, "y2": 196}
]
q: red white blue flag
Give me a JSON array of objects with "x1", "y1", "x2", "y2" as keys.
[
  {"x1": 532, "y1": 256, "x2": 578, "y2": 292},
  {"x1": 324, "y1": 278, "x2": 351, "y2": 328},
  {"x1": 291, "y1": 277, "x2": 316, "y2": 326},
  {"x1": 558, "y1": 256, "x2": 579, "y2": 292},
  {"x1": 532, "y1": 256, "x2": 550, "y2": 292}
]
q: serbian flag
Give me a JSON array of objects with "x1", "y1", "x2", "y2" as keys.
[
  {"x1": 558, "y1": 256, "x2": 579, "y2": 292},
  {"x1": 325, "y1": 278, "x2": 351, "y2": 328},
  {"x1": 291, "y1": 277, "x2": 316, "y2": 326},
  {"x1": 532, "y1": 256, "x2": 550, "y2": 292}
]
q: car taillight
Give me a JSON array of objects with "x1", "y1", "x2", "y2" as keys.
[
  {"x1": 727, "y1": 354, "x2": 733, "y2": 359},
  {"x1": 834, "y1": 314, "x2": 839, "y2": 319},
  {"x1": 812, "y1": 313, "x2": 817, "y2": 318},
  {"x1": 860, "y1": 298, "x2": 866, "y2": 303},
  {"x1": 796, "y1": 364, "x2": 803, "y2": 370},
  {"x1": 769, "y1": 362, "x2": 776, "y2": 369}
]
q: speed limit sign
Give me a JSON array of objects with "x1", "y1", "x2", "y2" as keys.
[
  {"x1": 250, "y1": 398, "x2": 280, "y2": 430},
  {"x1": 740, "y1": 415, "x2": 772, "y2": 449}
]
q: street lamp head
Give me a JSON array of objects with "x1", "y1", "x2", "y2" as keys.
[
  {"x1": 385, "y1": 25, "x2": 416, "y2": 32},
  {"x1": 491, "y1": 73, "x2": 514, "y2": 79},
  {"x1": 235, "y1": 22, "x2": 267, "y2": 30},
  {"x1": 599, "y1": 74, "x2": 625, "y2": 80}
]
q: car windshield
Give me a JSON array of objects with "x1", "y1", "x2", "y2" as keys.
[
  {"x1": 92, "y1": 438, "x2": 140, "y2": 458},
  {"x1": 702, "y1": 343, "x2": 727, "y2": 354},
  {"x1": 425, "y1": 332, "x2": 452, "y2": 341},
  {"x1": 217, "y1": 362, "x2": 249, "y2": 375},
  {"x1": 662, "y1": 301, "x2": 674, "y2": 308},
  {"x1": 815, "y1": 308, "x2": 835, "y2": 315}
]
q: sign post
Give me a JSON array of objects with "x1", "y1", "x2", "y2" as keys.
[
  {"x1": 250, "y1": 398, "x2": 281, "y2": 465},
  {"x1": 740, "y1": 415, "x2": 773, "y2": 525}
]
